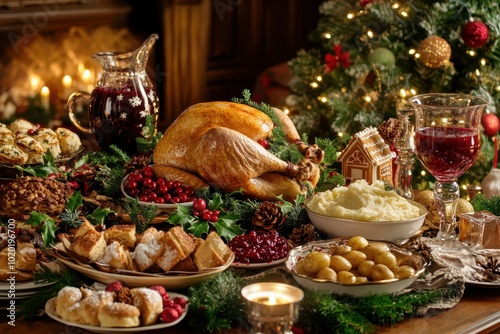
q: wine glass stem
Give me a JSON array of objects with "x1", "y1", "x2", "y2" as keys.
[{"x1": 433, "y1": 181, "x2": 459, "y2": 241}]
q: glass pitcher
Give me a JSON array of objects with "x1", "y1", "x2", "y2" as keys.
[{"x1": 67, "y1": 34, "x2": 160, "y2": 155}]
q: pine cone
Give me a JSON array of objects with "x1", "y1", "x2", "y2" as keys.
[
  {"x1": 124, "y1": 155, "x2": 152, "y2": 174},
  {"x1": 252, "y1": 201, "x2": 286, "y2": 231},
  {"x1": 289, "y1": 223, "x2": 317, "y2": 247}
]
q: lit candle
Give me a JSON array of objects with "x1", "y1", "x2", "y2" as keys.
[
  {"x1": 241, "y1": 283, "x2": 303, "y2": 334},
  {"x1": 82, "y1": 69, "x2": 91, "y2": 83},
  {"x1": 62, "y1": 75, "x2": 72, "y2": 89},
  {"x1": 30, "y1": 76, "x2": 40, "y2": 96},
  {"x1": 62, "y1": 75, "x2": 73, "y2": 99},
  {"x1": 40, "y1": 86, "x2": 50, "y2": 110}
]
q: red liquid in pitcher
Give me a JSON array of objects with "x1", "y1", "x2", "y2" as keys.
[
  {"x1": 415, "y1": 127, "x2": 480, "y2": 182},
  {"x1": 89, "y1": 85, "x2": 158, "y2": 155}
]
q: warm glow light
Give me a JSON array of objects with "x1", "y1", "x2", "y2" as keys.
[
  {"x1": 324, "y1": 33, "x2": 332, "y2": 39},
  {"x1": 461, "y1": 184, "x2": 467, "y2": 190},
  {"x1": 421, "y1": 170, "x2": 426, "y2": 176},
  {"x1": 367, "y1": 31, "x2": 374, "y2": 38},
  {"x1": 496, "y1": 86, "x2": 500, "y2": 91},
  {"x1": 476, "y1": 69, "x2": 481, "y2": 76},
  {"x1": 338, "y1": 132, "x2": 344, "y2": 137},
  {"x1": 400, "y1": 11, "x2": 408, "y2": 17},
  {"x1": 307, "y1": 105, "x2": 312, "y2": 109},
  {"x1": 469, "y1": 50, "x2": 476, "y2": 56},
  {"x1": 480, "y1": 58, "x2": 486, "y2": 66},
  {"x1": 410, "y1": 88, "x2": 417, "y2": 95},
  {"x1": 442, "y1": 117, "x2": 448, "y2": 124},
  {"x1": 409, "y1": 49, "x2": 416, "y2": 55},
  {"x1": 316, "y1": 76, "x2": 323, "y2": 81},
  {"x1": 414, "y1": 53, "x2": 420, "y2": 59},
  {"x1": 364, "y1": 95, "x2": 371, "y2": 102},
  {"x1": 268, "y1": 293, "x2": 277, "y2": 305},
  {"x1": 40, "y1": 86, "x2": 49, "y2": 96},
  {"x1": 82, "y1": 69, "x2": 91, "y2": 82},
  {"x1": 30, "y1": 76, "x2": 40, "y2": 92},
  {"x1": 347, "y1": 13, "x2": 355, "y2": 19},
  {"x1": 392, "y1": 3, "x2": 400, "y2": 9},
  {"x1": 320, "y1": 97, "x2": 327, "y2": 103},
  {"x1": 283, "y1": 108, "x2": 290, "y2": 115},
  {"x1": 40, "y1": 86, "x2": 50, "y2": 110},
  {"x1": 62, "y1": 75, "x2": 72, "y2": 88},
  {"x1": 400, "y1": 89, "x2": 407, "y2": 97},
  {"x1": 310, "y1": 82, "x2": 319, "y2": 88}
]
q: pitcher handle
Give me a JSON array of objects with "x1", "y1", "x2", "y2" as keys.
[{"x1": 67, "y1": 91, "x2": 92, "y2": 133}]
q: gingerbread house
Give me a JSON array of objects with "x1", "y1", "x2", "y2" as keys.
[{"x1": 338, "y1": 126, "x2": 394, "y2": 184}]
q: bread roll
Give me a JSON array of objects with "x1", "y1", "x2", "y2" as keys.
[
  {"x1": 0, "y1": 144, "x2": 28, "y2": 164},
  {"x1": 8, "y1": 118, "x2": 34, "y2": 134},
  {"x1": 15, "y1": 247, "x2": 36, "y2": 271},
  {"x1": 0, "y1": 126, "x2": 15, "y2": 144},
  {"x1": 78, "y1": 291, "x2": 115, "y2": 326},
  {"x1": 55, "y1": 287, "x2": 83, "y2": 319},
  {"x1": 55, "y1": 127, "x2": 81, "y2": 155},
  {"x1": 98, "y1": 302, "x2": 141, "y2": 328},
  {"x1": 33, "y1": 128, "x2": 61, "y2": 159},
  {"x1": 15, "y1": 134, "x2": 45, "y2": 163},
  {"x1": 131, "y1": 288, "x2": 163, "y2": 326}
]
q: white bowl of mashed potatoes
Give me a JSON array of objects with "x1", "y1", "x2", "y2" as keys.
[{"x1": 305, "y1": 180, "x2": 427, "y2": 242}]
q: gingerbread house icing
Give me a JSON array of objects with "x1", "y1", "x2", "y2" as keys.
[{"x1": 338, "y1": 126, "x2": 394, "y2": 184}]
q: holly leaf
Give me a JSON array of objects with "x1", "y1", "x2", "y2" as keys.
[
  {"x1": 213, "y1": 213, "x2": 245, "y2": 242},
  {"x1": 207, "y1": 193, "x2": 224, "y2": 210},
  {"x1": 86, "y1": 207, "x2": 115, "y2": 226},
  {"x1": 15, "y1": 150, "x2": 60, "y2": 177},
  {"x1": 275, "y1": 194, "x2": 294, "y2": 215},
  {"x1": 66, "y1": 191, "x2": 83, "y2": 212},
  {"x1": 168, "y1": 205, "x2": 197, "y2": 230},
  {"x1": 39, "y1": 219, "x2": 58, "y2": 247},
  {"x1": 25, "y1": 211, "x2": 57, "y2": 247},
  {"x1": 187, "y1": 220, "x2": 210, "y2": 238}
]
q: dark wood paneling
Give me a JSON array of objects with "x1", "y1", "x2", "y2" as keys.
[{"x1": 205, "y1": 0, "x2": 322, "y2": 102}]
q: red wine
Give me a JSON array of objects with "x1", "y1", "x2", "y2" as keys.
[
  {"x1": 89, "y1": 85, "x2": 158, "y2": 155},
  {"x1": 415, "y1": 127, "x2": 480, "y2": 181}
]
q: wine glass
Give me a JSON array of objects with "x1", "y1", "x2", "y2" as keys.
[{"x1": 409, "y1": 93, "x2": 487, "y2": 250}]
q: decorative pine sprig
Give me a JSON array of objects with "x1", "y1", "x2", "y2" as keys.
[{"x1": 471, "y1": 194, "x2": 500, "y2": 216}]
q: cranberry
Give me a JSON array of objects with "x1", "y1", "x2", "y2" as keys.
[
  {"x1": 160, "y1": 307, "x2": 179, "y2": 323},
  {"x1": 149, "y1": 285, "x2": 168, "y2": 297},
  {"x1": 258, "y1": 138, "x2": 269, "y2": 149},
  {"x1": 164, "y1": 194, "x2": 172, "y2": 202},
  {"x1": 105, "y1": 281, "x2": 123, "y2": 292},
  {"x1": 126, "y1": 180, "x2": 138, "y2": 190},
  {"x1": 27, "y1": 129, "x2": 35, "y2": 136},
  {"x1": 178, "y1": 193, "x2": 188, "y2": 202},
  {"x1": 229, "y1": 231, "x2": 290, "y2": 264},
  {"x1": 134, "y1": 173, "x2": 143, "y2": 182},
  {"x1": 184, "y1": 188, "x2": 194, "y2": 196},
  {"x1": 193, "y1": 198, "x2": 207, "y2": 211},
  {"x1": 139, "y1": 195, "x2": 149, "y2": 202},
  {"x1": 173, "y1": 181, "x2": 182, "y2": 188},
  {"x1": 157, "y1": 177, "x2": 166, "y2": 186},
  {"x1": 173, "y1": 296, "x2": 187, "y2": 309},
  {"x1": 157, "y1": 185, "x2": 169, "y2": 195},
  {"x1": 172, "y1": 196, "x2": 180, "y2": 203},
  {"x1": 142, "y1": 166, "x2": 154, "y2": 178},
  {"x1": 148, "y1": 192, "x2": 158, "y2": 201},
  {"x1": 155, "y1": 197, "x2": 165, "y2": 204}
]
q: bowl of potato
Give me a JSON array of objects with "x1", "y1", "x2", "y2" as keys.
[
  {"x1": 305, "y1": 181, "x2": 427, "y2": 242},
  {"x1": 284, "y1": 236, "x2": 426, "y2": 297}
]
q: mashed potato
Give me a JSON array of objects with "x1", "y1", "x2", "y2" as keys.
[{"x1": 307, "y1": 180, "x2": 421, "y2": 221}]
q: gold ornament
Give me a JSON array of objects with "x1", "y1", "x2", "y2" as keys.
[
  {"x1": 417, "y1": 36, "x2": 451, "y2": 69},
  {"x1": 413, "y1": 190, "x2": 474, "y2": 231}
]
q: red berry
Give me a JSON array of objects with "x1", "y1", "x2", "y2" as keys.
[
  {"x1": 178, "y1": 193, "x2": 188, "y2": 203},
  {"x1": 210, "y1": 214, "x2": 219, "y2": 222},
  {"x1": 173, "y1": 296, "x2": 187, "y2": 308},
  {"x1": 142, "y1": 166, "x2": 154, "y2": 178},
  {"x1": 27, "y1": 129, "x2": 35, "y2": 135},
  {"x1": 184, "y1": 188, "x2": 194, "y2": 196},
  {"x1": 163, "y1": 299, "x2": 175, "y2": 308},
  {"x1": 172, "y1": 196, "x2": 180, "y2": 203},
  {"x1": 157, "y1": 185, "x2": 169, "y2": 195},
  {"x1": 155, "y1": 197, "x2": 165, "y2": 204},
  {"x1": 166, "y1": 181, "x2": 174, "y2": 188},
  {"x1": 157, "y1": 177, "x2": 166, "y2": 186},
  {"x1": 148, "y1": 192, "x2": 158, "y2": 201},
  {"x1": 149, "y1": 285, "x2": 168, "y2": 297},
  {"x1": 258, "y1": 138, "x2": 269, "y2": 149},
  {"x1": 161, "y1": 307, "x2": 179, "y2": 323},
  {"x1": 126, "y1": 180, "x2": 138, "y2": 190},
  {"x1": 172, "y1": 303, "x2": 183, "y2": 315},
  {"x1": 193, "y1": 198, "x2": 207, "y2": 211},
  {"x1": 173, "y1": 181, "x2": 182, "y2": 188},
  {"x1": 133, "y1": 173, "x2": 143, "y2": 182},
  {"x1": 164, "y1": 194, "x2": 172, "y2": 202},
  {"x1": 202, "y1": 213, "x2": 211, "y2": 221},
  {"x1": 105, "y1": 281, "x2": 123, "y2": 292},
  {"x1": 139, "y1": 195, "x2": 149, "y2": 202}
]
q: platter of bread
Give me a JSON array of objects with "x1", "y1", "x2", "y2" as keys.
[
  {"x1": 52, "y1": 220, "x2": 234, "y2": 288},
  {"x1": 45, "y1": 283, "x2": 188, "y2": 333}
]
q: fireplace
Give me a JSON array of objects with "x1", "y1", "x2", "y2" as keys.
[{"x1": 0, "y1": 0, "x2": 161, "y2": 129}]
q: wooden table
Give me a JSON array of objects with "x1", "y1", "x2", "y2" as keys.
[{"x1": 1, "y1": 285, "x2": 499, "y2": 334}]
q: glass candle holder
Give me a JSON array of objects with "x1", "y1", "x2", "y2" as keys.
[
  {"x1": 459, "y1": 211, "x2": 500, "y2": 250},
  {"x1": 241, "y1": 282, "x2": 304, "y2": 334}
]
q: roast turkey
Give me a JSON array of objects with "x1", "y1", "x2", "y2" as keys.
[{"x1": 153, "y1": 102, "x2": 324, "y2": 201}]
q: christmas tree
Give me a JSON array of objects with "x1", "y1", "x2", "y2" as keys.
[{"x1": 287, "y1": 0, "x2": 500, "y2": 191}]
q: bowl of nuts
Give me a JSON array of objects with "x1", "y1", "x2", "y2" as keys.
[{"x1": 284, "y1": 236, "x2": 426, "y2": 297}]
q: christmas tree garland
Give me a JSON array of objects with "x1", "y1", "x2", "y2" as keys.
[{"x1": 185, "y1": 268, "x2": 462, "y2": 334}]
